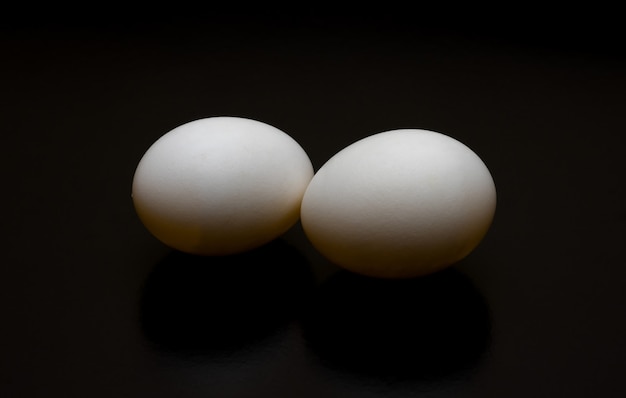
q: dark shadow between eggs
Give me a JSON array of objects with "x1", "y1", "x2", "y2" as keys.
[
  {"x1": 138, "y1": 238, "x2": 315, "y2": 359},
  {"x1": 300, "y1": 264, "x2": 492, "y2": 386}
]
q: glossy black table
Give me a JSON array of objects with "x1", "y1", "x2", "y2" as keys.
[{"x1": 3, "y1": 9, "x2": 626, "y2": 397}]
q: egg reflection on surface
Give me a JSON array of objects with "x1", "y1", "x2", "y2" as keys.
[
  {"x1": 132, "y1": 117, "x2": 314, "y2": 255},
  {"x1": 301, "y1": 129, "x2": 496, "y2": 278}
]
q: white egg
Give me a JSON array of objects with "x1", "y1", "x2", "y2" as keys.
[
  {"x1": 301, "y1": 129, "x2": 496, "y2": 278},
  {"x1": 132, "y1": 116, "x2": 314, "y2": 255}
]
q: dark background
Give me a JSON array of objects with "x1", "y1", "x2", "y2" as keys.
[{"x1": 2, "y1": 5, "x2": 626, "y2": 397}]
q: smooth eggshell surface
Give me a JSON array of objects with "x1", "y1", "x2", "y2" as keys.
[
  {"x1": 300, "y1": 129, "x2": 496, "y2": 278},
  {"x1": 132, "y1": 117, "x2": 314, "y2": 255}
]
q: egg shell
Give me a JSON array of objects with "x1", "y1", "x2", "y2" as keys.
[
  {"x1": 300, "y1": 129, "x2": 496, "y2": 278},
  {"x1": 132, "y1": 117, "x2": 314, "y2": 255}
]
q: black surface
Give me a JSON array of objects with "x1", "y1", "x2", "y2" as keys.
[{"x1": 3, "y1": 7, "x2": 626, "y2": 398}]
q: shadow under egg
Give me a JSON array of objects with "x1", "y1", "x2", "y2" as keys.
[
  {"x1": 300, "y1": 266, "x2": 492, "y2": 385},
  {"x1": 138, "y1": 239, "x2": 314, "y2": 358}
]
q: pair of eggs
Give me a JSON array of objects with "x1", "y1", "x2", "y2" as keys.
[{"x1": 132, "y1": 117, "x2": 496, "y2": 278}]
